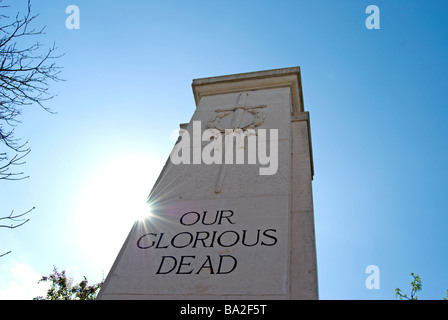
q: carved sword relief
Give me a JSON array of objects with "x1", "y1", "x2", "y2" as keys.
[{"x1": 207, "y1": 92, "x2": 267, "y2": 194}]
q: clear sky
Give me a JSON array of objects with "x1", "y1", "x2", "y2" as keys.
[{"x1": 0, "y1": 0, "x2": 447, "y2": 300}]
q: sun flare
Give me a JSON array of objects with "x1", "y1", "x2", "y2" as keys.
[{"x1": 75, "y1": 153, "x2": 164, "y2": 268}]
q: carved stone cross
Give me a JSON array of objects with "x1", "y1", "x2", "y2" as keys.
[{"x1": 207, "y1": 92, "x2": 267, "y2": 194}]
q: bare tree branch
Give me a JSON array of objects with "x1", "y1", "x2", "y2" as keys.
[
  {"x1": 0, "y1": 206, "x2": 34, "y2": 257},
  {"x1": 0, "y1": 251, "x2": 11, "y2": 258},
  {"x1": 0, "y1": 206, "x2": 34, "y2": 229},
  {"x1": 0, "y1": 0, "x2": 63, "y2": 257},
  {"x1": 0, "y1": 0, "x2": 63, "y2": 159},
  {"x1": 0, "y1": 145, "x2": 30, "y2": 180}
]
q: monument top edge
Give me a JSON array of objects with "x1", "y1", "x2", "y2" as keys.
[
  {"x1": 192, "y1": 66, "x2": 301, "y2": 87},
  {"x1": 191, "y1": 66, "x2": 304, "y2": 112}
]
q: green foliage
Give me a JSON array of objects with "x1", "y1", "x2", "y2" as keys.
[
  {"x1": 394, "y1": 273, "x2": 422, "y2": 300},
  {"x1": 33, "y1": 266, "x2": 103, "y2": 300},
  {"x1": 395, "y1": 272, "x2": 448, "y2": 300}
]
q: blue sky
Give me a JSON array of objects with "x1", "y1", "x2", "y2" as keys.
[{"x1": 0, "y1": 0, "x2": 447, "y2": 300}]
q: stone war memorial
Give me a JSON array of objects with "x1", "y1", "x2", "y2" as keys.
[{"x1": 97, "y1": 67, "x2": 318, "y2": 300}]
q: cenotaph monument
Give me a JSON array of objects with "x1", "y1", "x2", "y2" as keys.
[{"x1": 97, "y1": 67, "x2": 318, "y2": 299}]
